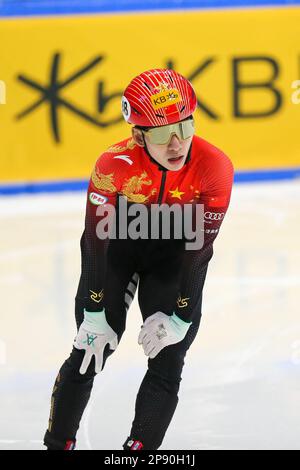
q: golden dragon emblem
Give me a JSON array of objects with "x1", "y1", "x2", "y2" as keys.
[
  {"x1": 91, "y1": 167, "x2": 117, "y2": 193},
  {"x1": 121, "y1": 171, "x2": 156, "y2": 203},
  {"x1": 107, "y1": 138, "x2": 136, "y2": 153}
]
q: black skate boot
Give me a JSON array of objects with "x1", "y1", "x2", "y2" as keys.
[{"x1": 123, "y1": 437, "x2": 144, "y2": 450}]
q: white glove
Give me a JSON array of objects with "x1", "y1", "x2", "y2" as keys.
[
  {"x1": 74, "y1": 308, "x2": 118, "y2": 374},
  {"x1": 138, "y1": 311, "x2": 192, "y2": 359}
]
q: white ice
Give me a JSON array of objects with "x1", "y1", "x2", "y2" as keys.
[{"x1": 0, "y1": 180, "x2": 300, "y2": 450}]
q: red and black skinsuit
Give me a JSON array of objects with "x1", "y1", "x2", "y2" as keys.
[{"x1": 44, "y1": 135, "x2": 234, "y2": 450}]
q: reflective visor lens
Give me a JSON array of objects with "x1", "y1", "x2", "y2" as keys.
[{"x1": 143, "y1": 119, "x2": 194, "y2": 145}]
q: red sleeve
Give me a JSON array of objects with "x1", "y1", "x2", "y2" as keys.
[
  {"x1": 75, "y1": 153, "x2": 119, "y2": 312},
  {"x1": 175, "y1": 149, "x2": 234, "y2": 323},
  {"x1": 200, "y1": 148, "x2": 234, "y2": 243}
]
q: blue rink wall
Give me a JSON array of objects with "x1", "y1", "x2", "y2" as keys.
[
  {"x1": 0, "y1": 0, "x2": 300, "y2": 16},
  {"x1": 1, "y1": 168, "x2": 300, "y2": 196}
]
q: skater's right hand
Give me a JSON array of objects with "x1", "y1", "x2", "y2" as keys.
[{"x1": 74, "y1": 308, "x2": 118, "y2": 374}]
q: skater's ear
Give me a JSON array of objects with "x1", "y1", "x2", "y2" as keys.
[{"x1": 132, "y1": 127, "x2": 145, "y2": 147}]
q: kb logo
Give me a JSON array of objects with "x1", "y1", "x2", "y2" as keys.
[{"x1": 0, "y1": 81, "x2": 6, "y2": 104}]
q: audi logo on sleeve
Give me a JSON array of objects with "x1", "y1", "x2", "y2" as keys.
[{"x1": 204, "y1": 212, "x2": 225, "y2": 221}]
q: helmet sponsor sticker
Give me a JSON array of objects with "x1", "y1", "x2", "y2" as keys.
[
  {"x1": 150, "y1": 88, "x2": 182, "y2": 110},
  {"x1": 89, "y1": 192, "x2": 108, "y2": 205},
  {"x1": 121, "y1": 96, "x2": 131, "y2": 121}
]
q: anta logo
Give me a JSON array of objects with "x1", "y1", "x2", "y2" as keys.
[
  {"x1": 177, "y1": 295, "x2": 190, "y2": 308},
  {"x1": 151, "y1": 88, "x2": 181, "y2": 109},
  {"x1": 90, "y1": 289, "x2": 104, "y2": 303}
]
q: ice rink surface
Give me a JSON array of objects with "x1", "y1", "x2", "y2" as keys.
[{"x1": 0, "y1": 180, "x2": 300, "y2": 450}]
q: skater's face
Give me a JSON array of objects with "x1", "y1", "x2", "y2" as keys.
[{"x1": 132, "y1": 118, "x2": 194, "y2": 171}]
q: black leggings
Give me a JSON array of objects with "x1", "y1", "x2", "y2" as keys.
[{"x1": 44, "y1": 240, "x2": 204, "y2": 450}]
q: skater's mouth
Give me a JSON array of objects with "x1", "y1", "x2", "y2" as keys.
[{"x1": 167, "y1": 155, "x2": 184, "y2": 165}]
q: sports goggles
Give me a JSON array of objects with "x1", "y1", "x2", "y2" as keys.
[{"x1": 141, "y1": 118, "x2": 195, "y2": 145}]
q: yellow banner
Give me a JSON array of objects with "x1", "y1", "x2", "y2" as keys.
[{"x1": 0, "y1": 7, "x2": 300, "y2": 182}]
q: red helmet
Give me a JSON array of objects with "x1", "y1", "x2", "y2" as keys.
[{"x1": 122, "y1": 69, "x2": 197, "y2": 127}]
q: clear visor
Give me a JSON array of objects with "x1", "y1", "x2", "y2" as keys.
[{"x1": 141, "y1": 118, "x2": 195, "y2": 145}]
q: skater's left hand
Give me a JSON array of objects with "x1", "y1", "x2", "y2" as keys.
[{"x1": 138, "y1": 311, "x2": 192, "y2": 359}]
